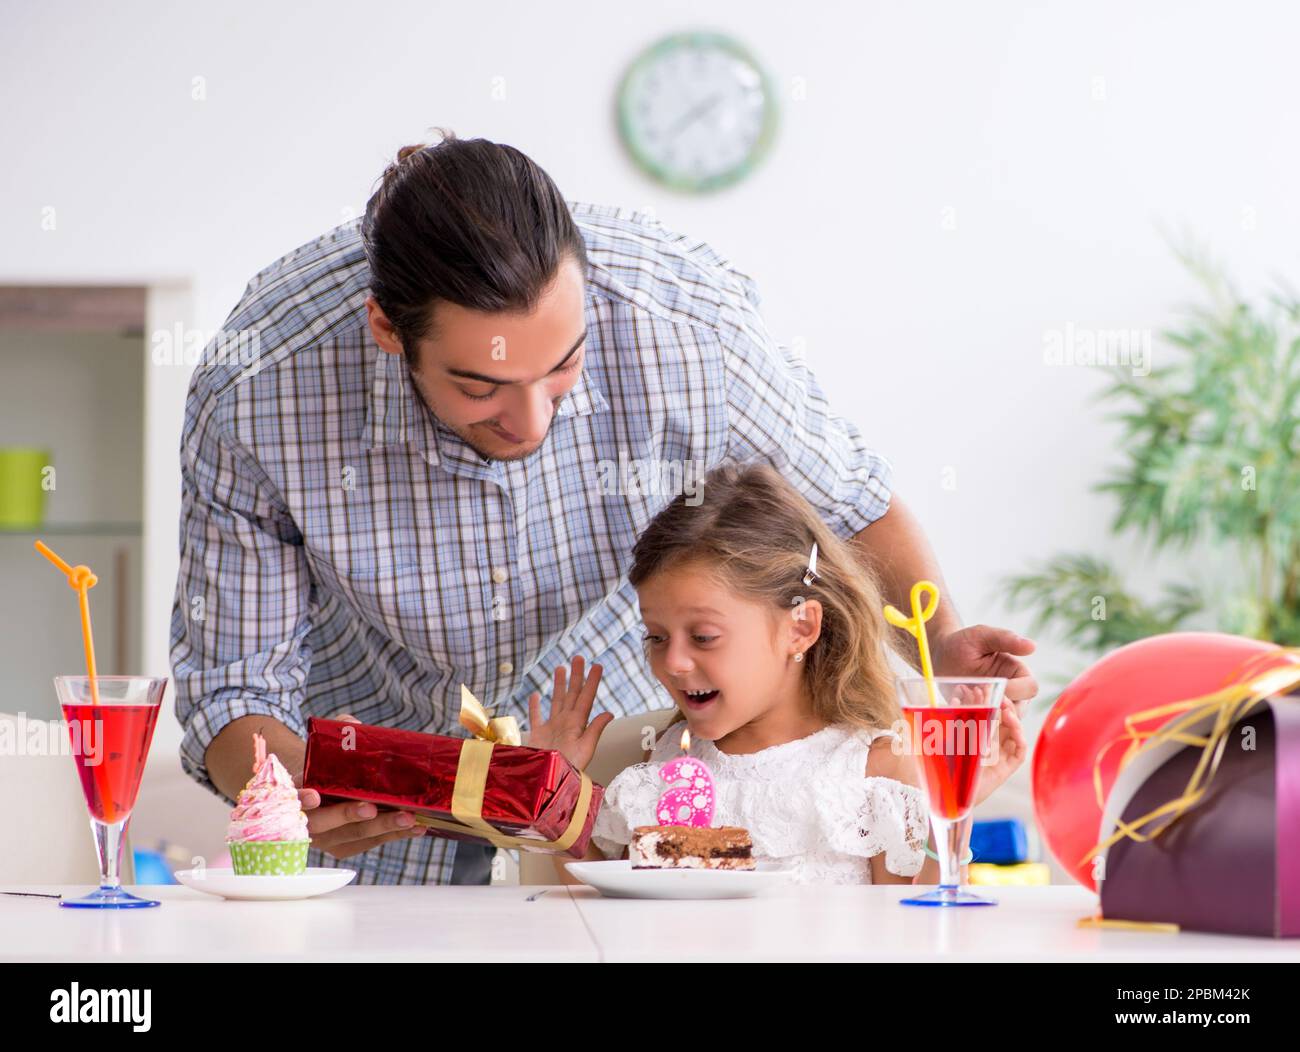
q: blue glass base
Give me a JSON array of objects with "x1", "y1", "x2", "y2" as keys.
[
  {"x1": 900, "y1": 885, "x2": 997, "y2": 908},
  {"x1": 59, "y1": 886, "x2": 160, "y2": 909}
]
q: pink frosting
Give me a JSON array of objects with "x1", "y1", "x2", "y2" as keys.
[{"x1": 226, "y1": 747, "x2": 309, "y2": 843}]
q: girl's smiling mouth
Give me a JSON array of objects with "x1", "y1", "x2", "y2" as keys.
[{"x1": 680, "y1": 687, "x2": 720, "y2": 708}]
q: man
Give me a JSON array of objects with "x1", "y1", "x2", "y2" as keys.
[{"x1": 172, "y1": 131, "x2": 1036, "y2": 885}]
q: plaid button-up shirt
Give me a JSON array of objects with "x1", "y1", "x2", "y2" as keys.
[{"x1": 171, "y1": 201, "x2": 894, "y2": 885}]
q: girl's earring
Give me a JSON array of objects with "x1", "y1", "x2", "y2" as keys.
[{"x1": 793, "y1": 651, "x2": 804, "y2": 663}]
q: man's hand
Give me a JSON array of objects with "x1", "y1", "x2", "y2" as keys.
[
  {"x1": 294, "y1": 714, "x2": 426, "y2": 860},
  {"x1": 931, "y1": 625, "x2": 1039, "y2": 708},
  {"x1": 526, "y1": 655, "x2": 613, "y2": 771}
]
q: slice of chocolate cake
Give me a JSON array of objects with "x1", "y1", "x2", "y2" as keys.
[{"x1": 630, "y1": 825, "x2": 755, "y2": 871}]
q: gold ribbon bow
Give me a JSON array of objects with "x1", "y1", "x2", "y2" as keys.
[
  {"x1": 410, "y1": 684, "x2": 594, "y2": 854},
  {"x1": 1079, "y1": 648, "x2": 1300, "y2": 871},
  {"x1": 457, "y1": 683, "x2": 522, "y2": 746}
]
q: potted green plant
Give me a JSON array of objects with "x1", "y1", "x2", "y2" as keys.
[{"x1": 1005, "y1": 246, "x2": 1300, "y2": 702}]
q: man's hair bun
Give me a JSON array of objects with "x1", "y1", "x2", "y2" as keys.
[
  {"x1": 381, "y1": 129, "x2": 458, "y2": 186},
  {"x1": 362, "y1": 129, "x2": 586, "y2": 357}
]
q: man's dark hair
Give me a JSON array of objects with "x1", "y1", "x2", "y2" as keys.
[{"x1": 361, "y1": 129, "x2": 587, "y2": 363}]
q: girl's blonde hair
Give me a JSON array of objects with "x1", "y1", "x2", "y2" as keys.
[{"x1": 628, "y1": 462, "x2": 901, "y2": 731}]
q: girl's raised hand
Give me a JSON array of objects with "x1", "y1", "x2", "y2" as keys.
[{"x1": 526, "y1": 655, "x2": 614, "y2": 772}]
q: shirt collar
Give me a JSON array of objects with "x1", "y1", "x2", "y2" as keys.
[
  {"x1": 361, "y1": 349, "x2": 433, "y2": 455},
  {"x1": 552, "y1": 359, "x2": 610, "y2": 419}
]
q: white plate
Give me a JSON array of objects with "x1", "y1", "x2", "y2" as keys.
[
  {"x1": 173, "y1": 867, "x2": 357, "y2": 901},
  {"x1": 564, "y1": 859, "x2": 792, "y2": 900}
]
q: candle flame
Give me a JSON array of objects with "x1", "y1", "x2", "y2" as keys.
[{"x1": 680, "y1": 727, "x2": 691, "y2": 751}]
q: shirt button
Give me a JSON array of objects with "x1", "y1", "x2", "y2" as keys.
[
  {"x1": 491, "y1": 567, "x2": 509, "y2": 584},
  {"x1": 498, "y1": 661, "x2": 514, "y2": 676}
]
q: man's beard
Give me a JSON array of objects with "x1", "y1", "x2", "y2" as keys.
[
  {"x1": 407, "y1": 375, "x2": 546, "y2": 462},
  {"x1": 447, "y1": 420, "x2": 544, "y2": 463}
]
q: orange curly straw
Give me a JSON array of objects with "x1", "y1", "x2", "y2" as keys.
[{"x1": 34, "y1": 540, "x2": 101, "y2": 705}]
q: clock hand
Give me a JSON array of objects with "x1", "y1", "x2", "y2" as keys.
[{"x1": 668, "y1": 92, "x2": 725, "y2": 138}]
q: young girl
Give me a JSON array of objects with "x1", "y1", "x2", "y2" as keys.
[{"x1": 528, "y1": 462, "x2": 1026, "y2": 885}]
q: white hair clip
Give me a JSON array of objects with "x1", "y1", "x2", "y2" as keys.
[{"x1": 801, "y1": 542, "x2": 820, "y2": 587}]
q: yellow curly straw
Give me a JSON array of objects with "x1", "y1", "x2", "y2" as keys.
[{"x1": 884, "y1": 580, "x2": 942, "y2": 706}]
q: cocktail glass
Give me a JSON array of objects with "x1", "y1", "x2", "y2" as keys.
[
  {"x1": 897, "y1": 676, "x2": 1006, "y2": 907},
  {"x1": 54, "y1": 675, "x2": 166, "y2": 909}
]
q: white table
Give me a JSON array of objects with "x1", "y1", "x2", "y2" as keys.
[
  {"x1": 3, "y1": 883, "x2": 1298, "y2": 962},
  {"x1": 567, "y1": 883, "x2": 1300, "y2": 962},
  {"x1": 0, "y1": 884, "x2": 597, "y2": 962}
]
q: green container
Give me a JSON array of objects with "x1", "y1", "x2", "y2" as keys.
[
  {"x1": 228, "y1": 839, "x2": 310, "y2": 876},
  {"x1": 0, "y1": 448, "x2": 51, "y2": 528}
]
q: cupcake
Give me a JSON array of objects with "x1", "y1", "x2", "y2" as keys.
[{"x1": 225, "y1": 733, "x2": 311, "y2": 875}]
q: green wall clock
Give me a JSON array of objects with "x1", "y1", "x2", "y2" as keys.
[{"x1": 617, "y1": 31, "x2": 779, "y2": 194}]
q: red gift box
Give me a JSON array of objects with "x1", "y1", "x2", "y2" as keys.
[{"x1": 301, "y1": 716, "x2": 603, "y2": 858}]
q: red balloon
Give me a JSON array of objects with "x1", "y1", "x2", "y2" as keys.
[{"x1": 1033, "y1": 632, "x2": 1283, "y2": 890}]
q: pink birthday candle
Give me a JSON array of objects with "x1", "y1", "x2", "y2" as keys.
[{"x1": 655, "y1": 728, "x2": 716, "y2": 826}]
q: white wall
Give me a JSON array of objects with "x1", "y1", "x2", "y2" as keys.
[{"x1": 2, "y1": 1, "x2": 1296, "y2": 872}]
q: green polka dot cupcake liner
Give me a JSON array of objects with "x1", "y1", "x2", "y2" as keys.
[{"x1": 228, "y1": 839, "x2": 310, "y2": 876}]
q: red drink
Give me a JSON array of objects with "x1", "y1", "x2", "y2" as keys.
[
  {"x1": 896, "y1": 677, "x2": 1007, "y2": 908},
  {"x1": 54, "y1": 675, "x2": 167, "y2": 909},
  {"x1": 903, "y1": 705, "x2": 998, "y2": 819},
  {"x1": 61, "y1": 702, "x2": 160, "y2": 824}
]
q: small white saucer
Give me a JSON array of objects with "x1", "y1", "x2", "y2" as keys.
[
  {"x1": 564, "y1": 859, "x2": 792, "y2": 900},
  {"x1": 173, "y1": 867, "x2": 357, "y2": 901}
]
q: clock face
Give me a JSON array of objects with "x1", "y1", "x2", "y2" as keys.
[{"x1": 618, "y1": 33, "x2": 778, "y2": 193}]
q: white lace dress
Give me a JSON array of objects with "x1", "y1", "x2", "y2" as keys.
[{"x1": 590, "y1": 721, "x2": 930, "y2": 884}]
